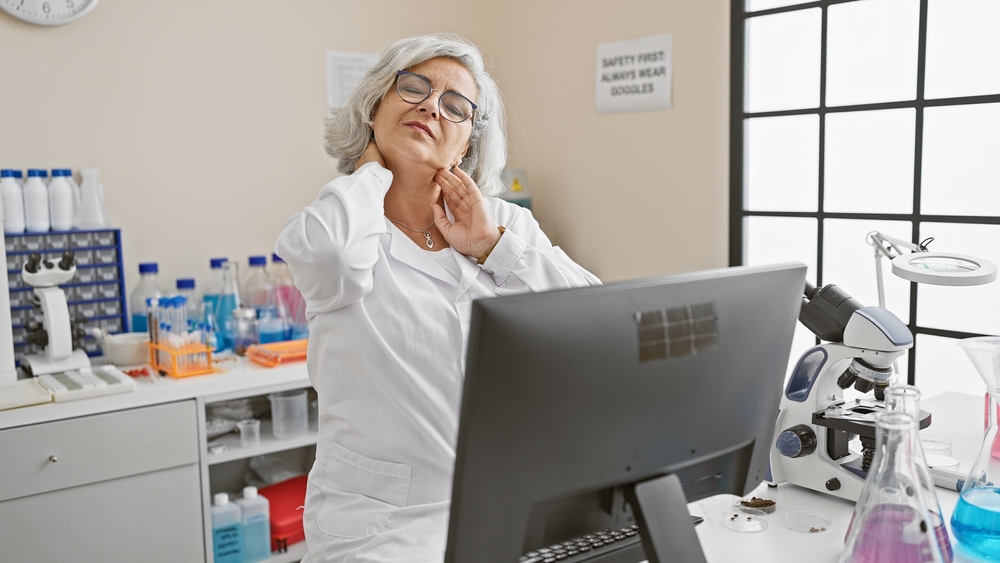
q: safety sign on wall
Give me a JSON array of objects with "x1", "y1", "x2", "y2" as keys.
[{"x1": 595, "y1": 33, "x2": 673, "y2": 114}]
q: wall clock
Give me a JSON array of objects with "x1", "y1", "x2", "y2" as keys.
[{"x1": 1, "y1": 0, "x2": 100, "y2": 26}]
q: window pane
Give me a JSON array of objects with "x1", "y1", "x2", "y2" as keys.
[
  {"x1": 925, "y1": 0, "x2": 1000, "y2": 99},
  {"x1": 746, "y1": 9, "x2": 822, "y2": 113},
  {"x1": 916, "y1": 222, "x2": 1000, "y2": 335},
  {"x1": 746, "y1": 216, "x2": 818, "y2": 283},
  {"x1": 747, "y1": 0, "x2": 813, "y2": 12},
  {"x1": 746, "y1": 115, "x2": 819, "y2": 211},
  {"x1": 824, "y1": 109, "x2": 915, "y2": 214},
  {"x1": 915, "y1": 334, "x2": 987, "y2": 399},
  {"x1": 746, "y1": 216, "x2": 820, "y2": 385},
  {"x1": 822, "y1": 219, "x2": 912, "y2": 324},
  {"x1": 826, "y1": 0, "x2": 920, "y2": 107},
  {"x1": 921, "y1": 103, "x2": 1000, "y2": 217}
]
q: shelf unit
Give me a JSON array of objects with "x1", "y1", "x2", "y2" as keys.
[
  {"x1": 197, "y1": 379, "x2": 316, "y2": 563},
  {"x1": 4, "y1": 229, "x2": 128, "y2": 367}
]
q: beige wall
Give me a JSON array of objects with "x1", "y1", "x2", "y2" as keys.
[{"x1": 0, "y1": 0, "x2": 729, "y2": 296}]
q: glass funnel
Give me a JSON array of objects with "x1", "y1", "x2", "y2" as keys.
[
  {"x1": 840, "y1": 411, "x2": 946, "y2": 563},
  {"x1": 885, "y1": 385, "x2": 953, "y2": 562},
  {"x1": 951, "y1": 337, "x2": 1000, "y2": 561}
]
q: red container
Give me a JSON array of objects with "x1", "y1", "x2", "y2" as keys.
[{"x1": 259, "y1": 475, "x2": 308, "y2": 553}]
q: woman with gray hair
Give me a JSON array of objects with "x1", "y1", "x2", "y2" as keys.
[{"x1": 276, "y1": 33, "x2": 599, "y2": 562}]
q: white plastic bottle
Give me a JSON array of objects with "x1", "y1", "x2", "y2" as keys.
[
  {"x1": 0, "y1": 170, "x2": 25, "y2": 234},
  {"x1": 130, "y1": 262, "x2": 163, "y2": 333},
  {"x1": 211, "y1": 493, "x2": 243, "y2": 563},
  {"x1": 48, "y1": 169, "x2": 74, "y2": 231},
  {"x1": 235, "y1": 486, "x2": 271, "y2": 563},
  {"x1": 12, "y1": 169, "x2": 23, "y2": 187},
  {"x1": 61, "y1": 169, "x2": 82, "y2": 225},
  {"x1": 22, "y1": 169, "x2": 50, "y2": 232},
  {"x1": 76, "y1": 167, "x2": 110, "y2": 229}
]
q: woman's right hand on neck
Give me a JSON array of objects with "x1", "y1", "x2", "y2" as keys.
[{"x1": 356, "y1": 140, "x2": 386, "y2": 170}]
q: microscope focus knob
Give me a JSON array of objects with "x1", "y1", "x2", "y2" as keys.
[{"x1": 776, "y1": 424, "x2": 817, "y2": 458}]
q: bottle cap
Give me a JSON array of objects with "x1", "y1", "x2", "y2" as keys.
[
  {"x1": 243, "y1": 486, "x2": 258, "y2": 499},
  {"x1": 0, "y1": 170, "x2": 16, "y2": 178},
  {"x1": 176, "y1": 278, "x2": 196, "y2": 290},
  {"x1": 249, "y1": 255, "x2": 267, "y2": 267},
  {"x1": 27, "y1": 169, "x2": 47, "y2": 177},
  {"x1": 214, "y1": 492, "x2": 229, "y2": 506},
  {"x1": 139, "y1": 262, "x2": 159, "y2": 274},
  {"x1": 56, "y1": 168, "x2": 73, "y2": 176},
  {"x1": 210, "y1": 257, "x2": 228, "y2": 269},
  {"x1": 12, "y1": 170, "x2": 22, "y2": 178},
  {"x1": 271, "y1": 253, "x2": 285, "y2": 263},
  {"x1": 51, "y1": 169, "x2": 68, "y2": 177}
]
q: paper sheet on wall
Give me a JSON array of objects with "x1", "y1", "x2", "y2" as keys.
[
  {"x1": 595, "y1": 33, "x2": 673, "y2": 114},
  {"x1": 326, "y1": 51, "x2": 379, "y2": 110}
]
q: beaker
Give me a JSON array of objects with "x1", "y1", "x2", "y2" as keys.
[
  {"x1": 885, "y1": 385, "x2": 953, "y2": 562},
  {"x1": 951, "y1": 338, "x2": 1000, "y2": 562},
  {"x1": 840, "y1": 411, "x2": 946, "y2": 563}
]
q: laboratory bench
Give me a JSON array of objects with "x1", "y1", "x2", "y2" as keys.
[
  {"x1": 0, "y1": 361, "x2": 314, "y2": 563},
  {"x1": 0, "y1": 361, "x2": 993, "y2": 562}
]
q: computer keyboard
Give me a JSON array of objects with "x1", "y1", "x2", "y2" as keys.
[{"x1": 520, "y1": 525, "x2": 641, "y2": 563}]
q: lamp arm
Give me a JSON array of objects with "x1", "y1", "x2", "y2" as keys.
[{"x1": 868, "y1": 232, "x2": 925, "y2": 259}]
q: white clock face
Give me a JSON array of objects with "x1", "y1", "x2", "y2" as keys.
[{"x1": 1, "y1": 0, "x2": 100, "y2": 26}]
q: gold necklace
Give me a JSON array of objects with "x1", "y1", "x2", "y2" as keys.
[{"x1": 387, "y1": 216, "x2": 435, "y2": 249}]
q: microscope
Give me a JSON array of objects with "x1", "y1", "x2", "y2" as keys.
[
  {"x1": 20, "y1": 250, "x2": 91, "y2": 377},
  {"x1": 767, "y1": 282, "x2": 930, "y2": 502}
]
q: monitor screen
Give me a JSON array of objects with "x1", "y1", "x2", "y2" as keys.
[{"x1": 445, "y1": 263, "x2": 806, "y2": 563}]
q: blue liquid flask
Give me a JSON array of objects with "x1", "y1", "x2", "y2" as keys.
[
  {"x1": 215, "y1": 261, "x2": 241, "y2": 351},
  {"x1": 952, "y1": 339, "x2": 1000, "y2": 561}
]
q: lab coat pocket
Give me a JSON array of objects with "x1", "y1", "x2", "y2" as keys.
[{"x1": 317, "y1": 440, "x2": 412, "y2": 539}]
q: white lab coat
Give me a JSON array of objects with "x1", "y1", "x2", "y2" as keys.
[{"x1": 275, "y1": 163, "x2": 600, "y2": 563}]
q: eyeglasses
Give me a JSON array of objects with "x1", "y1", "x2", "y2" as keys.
[{"x1": 395, "y1": 70, "x2": 477, "y2": 124}]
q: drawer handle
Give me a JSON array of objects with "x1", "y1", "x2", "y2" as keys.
[{"x1": 49, "y1": 455, "x2": 58, "y2": 463}]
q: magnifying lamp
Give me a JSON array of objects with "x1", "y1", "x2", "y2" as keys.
[{"x1": 867, "y1": 231, "x2": 998, "y2": 308}]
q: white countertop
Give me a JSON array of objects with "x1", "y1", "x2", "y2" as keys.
[{"x1": 0, "y1": 360, "x2": 311, "y2": 430}]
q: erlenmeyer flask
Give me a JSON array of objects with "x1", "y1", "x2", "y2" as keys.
[
  {"x1": 840, "y1": 411, "x2": 945, "y2": 563},
  {"x1": 885, "y1": 385, "x2": 953, "y2": 562},
  {"x1": 951, "y1": 337, "x2": 1000, "y2": 561}
]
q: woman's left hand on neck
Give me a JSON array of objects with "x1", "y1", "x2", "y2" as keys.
[{"x1": 431, "y1": 166, "x2": 501, "y2": 259}]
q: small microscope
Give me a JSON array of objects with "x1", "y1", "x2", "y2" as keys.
[
  {"x1": 20, "y1": 251, "x2": 91, "y2": 377},
  {"x1": 767, "y1": 282, "x2": 931, "y2": 502}
]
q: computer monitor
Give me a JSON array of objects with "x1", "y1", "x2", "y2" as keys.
[{"x1": 445, "y1": 263, "x2": 807, "y2": 563}]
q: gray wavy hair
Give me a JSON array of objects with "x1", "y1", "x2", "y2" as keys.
[{"x1": 324, "y1": 33, "x2": 508, "y2": 197}]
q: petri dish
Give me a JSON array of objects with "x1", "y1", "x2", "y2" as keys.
[
  {"x1": 722, "y1": 505, "x2": 769, "y2": 533},
  {"x1": 920, "y1": 434, "x2": 953, "y2": 456},
  {"x1": 925, "y1": 453, "x2": 960, "y2": 471},
  {"x1": 781, "y1": 511, "x2": 832, "y2": 533},
  {"x1": 737, "y1": 493, "x2": 777, "y2": 514}
]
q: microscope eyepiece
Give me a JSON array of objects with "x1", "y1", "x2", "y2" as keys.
[
  {"x1": 24, "y1": 253, "x2": 41, "y2": 274},
  {"x1": 58, "y1": 250, "x2": 76, "y2": 270}
]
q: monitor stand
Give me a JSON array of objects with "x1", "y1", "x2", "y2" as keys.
[{"x1": 625, "y1": 474, "x2": 708, "y2": 563}]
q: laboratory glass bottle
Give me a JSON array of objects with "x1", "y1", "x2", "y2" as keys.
[
  {"x1": 235, "y1": 486, "x2": 271, "y2": 563},
  {"x1": 216, "y1": 260, "x2": 241, "y2": 351},
  {"x1": 270, "y1": 253, "x2": 308, "y2": 340},
  {"x1": 0, "y1": 170, "x2": 25, "y2": 233},
  {"x1": 176, "y1": 278, "x2": 201, "y2": 331},
  {"x1": 211, "y1": 493, "x2": 243, "y2": 563},
  {"x1": 130, "y1": 262, "x2": 163, "y2": 333},
  {"x1": 840, "y1": 411, "x2": 945, "y2": 563},
  {"x1": 885, "y1": 385, "x2": 953, "y2": 562},
  {"x1": 48, "y1": 169, "x2": 74, "y2": 231},
  {"x1": 242, "y1": 255, "x2": 271, "y2": 313},
  {"x1": 22, "y1": 169, "x2": 50, "y2": 232}
]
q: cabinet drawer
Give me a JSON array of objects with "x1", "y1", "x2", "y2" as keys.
[{"x1": 0, "y1": 400, "x2": 198, "y2": 502}]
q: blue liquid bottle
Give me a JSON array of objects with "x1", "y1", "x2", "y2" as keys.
[
  {"x1": 211, "y1": 493, "x2": 243, "y2": 563},
  {"x1": 215, "y1": 260, "x2": 241, "y2": 351},
  {"x1": 235, "y1": 486, "x2": 271, "y2": 563}
]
